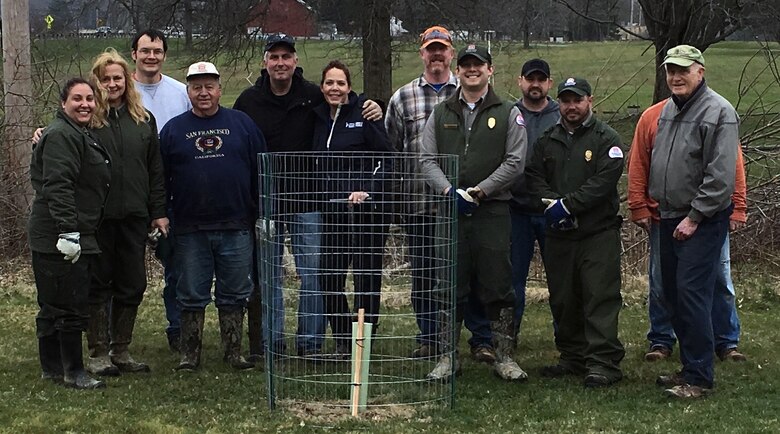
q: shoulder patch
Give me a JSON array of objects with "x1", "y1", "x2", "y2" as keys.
[
  {"x1": 515, "y1": 113, "x2": 525, "y2": 126},
  {"x1": 608, "y1": 146, "x2": 624, "y2": 159}
]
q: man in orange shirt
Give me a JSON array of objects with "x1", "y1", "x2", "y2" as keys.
[{"x1": 628, "y1": 100, "x2": 748, "y2": 366}]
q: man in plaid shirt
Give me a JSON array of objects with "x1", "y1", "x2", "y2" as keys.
[{"x1": 385, "y1": 25, "x2": 493, "y2": 361}]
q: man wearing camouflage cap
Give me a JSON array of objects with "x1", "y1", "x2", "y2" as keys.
[
  {"x1": 526, "y1": 77, "x2": 626, "y2": 388},
  {"x1": 648, "y1": 45, "x2": 739, "y2": 399}
]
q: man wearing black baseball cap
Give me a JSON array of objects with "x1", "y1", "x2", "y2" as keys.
[
  {"x1": 526, "y1": 76, "x2": 626, "y2": 388},
  {"x1": 507, "y1": 58, "x2": 559, "y2": 344},
  {"x1": 420, "y1": 44, "x2": 529, "y2": 383},
  {"x1": 233, "y1": 33, "x2": 382, "y2": 362}
]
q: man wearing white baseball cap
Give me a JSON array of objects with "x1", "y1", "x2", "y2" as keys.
[{"x1": 159, "y1": 61, "x2": 268, "y2": 371}]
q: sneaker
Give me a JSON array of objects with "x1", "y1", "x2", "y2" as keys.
[
  {"x1": 644, "y1": 345, "x2": 672, "y2": 362},
  {"x1": 540, "y1": 364, "x2": 581, "y2": 378},
  {"x1": 410, "y1": 344, "x2": 438, "y2": 359},
  {"x1": 471, "y1": 345, "x2": 496, "y2": 364},
  {"x1": 664, "y1": 383, "x2": 711, "y2": 399},
  {"x1": 718, "y1": 348, "x2": 747, "y2": 362},
  {"x1": 583, "y1": 373, "x2": 620, "y2": 388},
  {"x1": 656, "y1": 372, "x2": 685, "y2": 387}
]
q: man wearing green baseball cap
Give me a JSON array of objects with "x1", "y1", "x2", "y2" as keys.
[{"x1": 648, "y1": 44, "x2": 739, "y2": 399}]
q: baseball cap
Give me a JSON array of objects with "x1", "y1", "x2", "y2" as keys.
[
  {"x1": 457, "y1": 44, "x2": 492, "y2": 65},
  {"x1": 521, "y1": 58, "x2": 550, "y2": 78},
  {"x1": 420, "y1": 26, "x2": 453, "y2": 49},
  {"x1": 265, "y1": 33, "x2": 296, "y2": 52},
  {"x1": 662, "y1": 44, "x2": 705, "y2": 67},
  {"x1": 557, "y1": 77, "x2": 592, "y2": 97},
  {"x1": 186, "y1": 61, "x2": 220, "y2": 80}
]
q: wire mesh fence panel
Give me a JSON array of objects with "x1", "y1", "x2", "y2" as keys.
[{"x1": 258, "y1": 152, "x2": 458, "y2": 413}]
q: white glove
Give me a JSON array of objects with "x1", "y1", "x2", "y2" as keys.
[
  {"x1": 255, "y1": 218, "x2": 276, "y2": 242},
  {"x1": 56, "y1": 232, "x2": 81, "y2": 263}
]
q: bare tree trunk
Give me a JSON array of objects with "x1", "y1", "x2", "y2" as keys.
[
  {"x1": 184, "y1": 0, "x2": 193, "y2": 49},
  {"x1": 2, "y1": 0, "x2": 34, "y2": 254},
  {"x1": 362, "y1": 0, "x2": 392, "y2": 107}
]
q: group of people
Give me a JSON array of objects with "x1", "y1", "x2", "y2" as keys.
[{"x1": 28, "y1": 25, "x2": 745, "y2": 400}]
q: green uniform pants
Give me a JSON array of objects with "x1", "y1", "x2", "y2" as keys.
[
  {"x1": 543, "y1": 228, "x2": 624, "y2": 380},
  {"x1": 456, "y1": 202, "x2": 514, "y2": 321}
]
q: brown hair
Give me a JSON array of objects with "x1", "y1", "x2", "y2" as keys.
[{"x1": 320, "y1": 60, "x2": 351, "y2": 87}]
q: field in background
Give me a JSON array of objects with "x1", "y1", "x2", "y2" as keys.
[{"x1": 24, "y1": 38, "x2": 780, "y2": 116}]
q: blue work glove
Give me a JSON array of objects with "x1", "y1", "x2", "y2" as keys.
[
  {"x1": 542, "y1": 198, "x2": 572, "y2": 228},
  {"x1": 56, "y1": 232, "x2": 81, "y2": 263},
  {"x1": 449, "y1": 187, "x2": 478, "y2": 216}
]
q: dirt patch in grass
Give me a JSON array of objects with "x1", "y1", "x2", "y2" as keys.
[{"x1": 279, "y1": 398, "x2": 429, "y2": 425}]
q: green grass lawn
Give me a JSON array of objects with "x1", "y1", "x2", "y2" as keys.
[{"x1": 1, "y1": 273, "x2": 778, "y2": 433}]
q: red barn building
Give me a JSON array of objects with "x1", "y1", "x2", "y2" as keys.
[{"x1": 247, "y1": 0, "x2": 317, "y2": 37}]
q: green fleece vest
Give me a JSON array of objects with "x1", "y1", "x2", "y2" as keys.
[{"x1": 433, "y1": 89, "x2": 514, "y2": 188}]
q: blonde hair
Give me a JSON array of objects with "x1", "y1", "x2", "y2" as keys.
[{"x1": 90, "y1": 48, "x2": 149, "y2": 126}]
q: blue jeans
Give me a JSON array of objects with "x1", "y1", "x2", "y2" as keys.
[
  {"x1": 647, "y1": 222, "x2": 741, "y2": 352},
  {"x1": 659, "y1": 211, "x2": 729, "y2": 389},
  {"x1": 510, "y1": 210, "x2": 547, "y2": 334},
  {"x1": 175, "y1": 230, "x2": 254, "y2": 310},
  {"x1": 258, "y1": 212, "x2": 325, "y2": 353}
]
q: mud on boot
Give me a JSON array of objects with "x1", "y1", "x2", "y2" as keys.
[
  {"x1": 425, "y1": 311, "x2": 462, "y2": 382},
  {"x1": 86, "y1": 303, "x2": 120, "y2": 376},
  {"x1": 491, "y1": 307, "x2": 528, "y2": 382},
  {"x1": 176, "y1": 310, "x2": 205, "y2": 371},
  {"x1": 218, "y1": 307, "x2": 255, "y2": 370},
  {"x1": 109, "y1": 303, "x2": 150, "y2": 373}
]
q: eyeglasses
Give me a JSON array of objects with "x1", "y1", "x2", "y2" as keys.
[{"x1": 421, "y1": 29, "x2": 452, "y2": 43}]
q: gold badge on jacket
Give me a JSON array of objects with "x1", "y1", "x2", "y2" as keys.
[
  {"x1": 585, "y1": 150, "x2": 593, "y2": 161},
  {"x1": 488, "y1": 117, "x2": 496, "y2": 129}
]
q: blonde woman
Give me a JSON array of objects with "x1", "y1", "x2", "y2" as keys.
[{"x1": 85, "y1": 48, "x2": 168, "y2": 376}]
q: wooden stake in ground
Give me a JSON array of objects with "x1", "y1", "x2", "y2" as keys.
[{"x1": 351, "y1": 308, "x2": 365, "y2": 417}]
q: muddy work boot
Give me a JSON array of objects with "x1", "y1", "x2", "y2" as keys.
[
  {"x1": 218, "y1": 307, "x2": 255, "y2": 370},
  {"x1": 60, "y1": 331, "x2": 105, "y2": 390},
  {"x1": 176, "y1": 310, "x2": 205, "y2": 371},
  {"x1": 86, "y1": 303, "x2": 120, "y2": 377},
  {"x1": 109, "y1": 303, "x2": 150, "y2": 373},
  {"x1": 426, "y1": 311, "x2": 462, "y2": 383},
  {"x1": 38, "y1": 333, "x2": 64, "y2": 384},
  {"x1": 491, "y1": 307, "x2": 528, "y2": 382}
]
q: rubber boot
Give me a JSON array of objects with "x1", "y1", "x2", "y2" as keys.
[
  {"x1": 39, "y1": 332, "x2": 64, "y2": 383},
  {"x1": 60, "y1": 331, "x2": 105, "y2": 389},
  {"x1": 85, "y1": 303, "x2": 120, "y2": 376},
  {"x1": 219, "y1": 307, "x2": 255, "y2": 370},
  {"x1": 491, "y1": 307, "x2": 528, "y2": 382},
  {"x1": 246, "y1": 287, "x2": 264, "y2": 364},
  {"x1": 176, "y1": 310, "x2": 205, "y2": 371},
  {"x1": 426, "y1": 310, "x2": 462, "y2": 382},
  {"x1": 109, "y1": 302, "x2": 150, "y2": 373}
]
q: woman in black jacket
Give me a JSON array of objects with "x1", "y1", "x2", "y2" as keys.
[
  {"x1": 313, "y1": 60, "x2": 395, "y2": 354},
  {"x1": 29, "y1": 78, "x2": 111, "y2": 389}
]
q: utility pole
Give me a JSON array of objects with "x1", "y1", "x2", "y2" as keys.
[{"x1": 2, "y1": 0, "x2": 35, "y2": 250}]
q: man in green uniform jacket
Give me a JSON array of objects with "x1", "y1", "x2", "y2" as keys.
[
  {"x1": 420, "y1": 44, "x2": 528, "y2": 383},
  {"x1": 526, "y1": 77, "x2": 626, "y2": 387}
]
